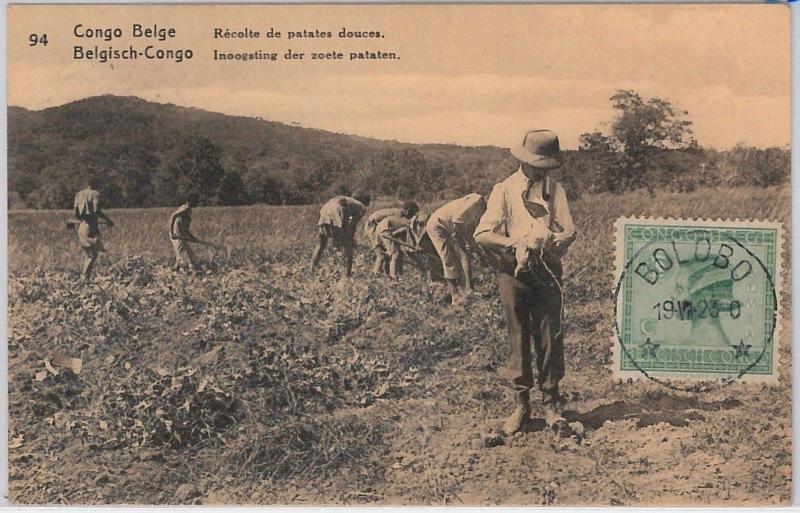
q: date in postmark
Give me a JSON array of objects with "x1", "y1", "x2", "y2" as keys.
[{"x1": 612, "y1": 218, "x2": 783, "y2": 387}]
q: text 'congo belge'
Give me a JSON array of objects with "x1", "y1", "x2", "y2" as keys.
[{"x1": 73, "y1": 23, "x2": 193, "y2": 63}]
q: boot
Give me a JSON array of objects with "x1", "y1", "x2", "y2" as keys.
[
  {"x1": 543, "y1": 401, "x2": 565, "y2": 427},
  {"x1": 503, "y1": 391, "x2": 531, "y2": 435},
  {"x1": 542, "y1": 389, "x2": 567, "y2": 408},
  {"x1": 543, "y1": 399, "x2": 572, "y2": 439}
]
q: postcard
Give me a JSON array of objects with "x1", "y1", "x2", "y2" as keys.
[{"x1": 5, "y1": 3, "x2": 791, "y2": 505}]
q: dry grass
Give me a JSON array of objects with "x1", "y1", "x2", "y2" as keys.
[
  {"x1": 7, "y1": 185, "x2": 792, "y2": 505},
  {"x1": 10, "y1": 186, "x2": 791, "y2": 281}
]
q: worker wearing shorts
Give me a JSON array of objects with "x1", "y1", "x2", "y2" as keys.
[
  {"x1": 366, "y1": 201, "x2": 419, "y2": 274},
  {"x1": 426, "y1": 193, "x2": 487, "y2": 304},
  {"x1": 74, "y1": 179, "x2": 114, "y2": 283},
  {"x1": 169, "y1": 193, "x2": 200, "y2": 272},
  {"x1": 311, "y1": 192, "x2": 371, "y2": 276},
  {"x1": 374, "y1": 215, "x2": 411, "y2": 279}
]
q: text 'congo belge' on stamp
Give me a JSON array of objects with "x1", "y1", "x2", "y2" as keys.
[{"x1": 612, "y1": 217, "x2": 783, "y2": 388}]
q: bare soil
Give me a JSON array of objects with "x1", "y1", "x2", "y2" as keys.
[{"x1": 8, "y1": 249, "x2": 792, "y2": 505}]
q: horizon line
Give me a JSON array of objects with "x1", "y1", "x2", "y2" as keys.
[{"x1": 8, "y1": 93, "x2": 791, "y2": 152}]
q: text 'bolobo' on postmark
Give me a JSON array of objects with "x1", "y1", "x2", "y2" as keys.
[{"x1": 612, "y1": 217, "x2": 783, "y2": 388}]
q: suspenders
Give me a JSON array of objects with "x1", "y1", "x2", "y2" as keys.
[{"x1": 544, "y1": 176, "x2": 557, "y2": 232}]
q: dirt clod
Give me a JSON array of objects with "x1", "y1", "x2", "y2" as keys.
[
  {"x1": 7, "y1": 193, "x2": 793, "y2": 505},
  {"x1": 175, "y1": 483, "x2": 198, "y2": 502}
]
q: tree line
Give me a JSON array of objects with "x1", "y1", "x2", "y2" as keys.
[{"x1": 8, "y1": 90, "x2": 789, "y2": 210}]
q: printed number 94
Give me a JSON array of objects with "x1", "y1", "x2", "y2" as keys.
[{"x1": 29, "y1": 34, "x2": 48, "y2": 46}]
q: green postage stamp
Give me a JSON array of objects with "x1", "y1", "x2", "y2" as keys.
[{"x1": 613, "y1": 218, "x2": 783, "y2": 385}]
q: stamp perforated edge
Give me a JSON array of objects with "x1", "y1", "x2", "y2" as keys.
[{"x1": 610, "y1": 216, "x2": 785, "y2": 385}]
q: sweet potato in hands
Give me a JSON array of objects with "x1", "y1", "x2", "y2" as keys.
[{"x1": 513, "y1": 223, "x2": 553, "y2": 277}]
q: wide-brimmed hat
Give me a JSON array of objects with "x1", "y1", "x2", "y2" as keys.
[{"x1": 510, "y1": 129, "x2": 562, "y2": 169}]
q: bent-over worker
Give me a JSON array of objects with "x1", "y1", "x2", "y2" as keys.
[
  {"x1": 426, "y1": 193, "x2": 487, "y2": 305},
  {"x1": 367, "y1": 200, "x2": 419, "y2": 275},
  {"x1": 311, "y1": 191, "x2": 371, "y2": 277},
  {"x1": 74, "y1": 177, "x2": 114, "y2": 283},
  {"x1": 373, "y1": 214, "x2": 412, "y2": 279}
]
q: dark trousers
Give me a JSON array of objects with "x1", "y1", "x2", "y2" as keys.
[{"x1": 498, "y1": 260, "x2": 564, "y2": 405}]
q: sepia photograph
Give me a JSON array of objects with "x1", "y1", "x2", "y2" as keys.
[{"x1": 5, "y1": 3, "x2": 792, "y2": 505}]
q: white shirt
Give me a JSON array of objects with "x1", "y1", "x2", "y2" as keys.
[
  {"x1": 431, "y1": 193, "x2": 487, "y2": 230},
  {"x1": 474, "y1": 167, "x2": 575, "y2": 240}
]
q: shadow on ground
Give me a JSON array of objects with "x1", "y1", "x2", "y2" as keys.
[{"x1": 523, "y1": 392, "x2": 742, "y2": 433}]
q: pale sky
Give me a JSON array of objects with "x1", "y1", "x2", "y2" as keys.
[{"x1": 8, "y1": 4, "x2": 791, "y2": 149}]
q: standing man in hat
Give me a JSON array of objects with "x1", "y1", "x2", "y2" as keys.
[
  {"x1": 311, "y1": 191, "x2": 372, "y2": 277},
  {"x1": 474, "y1": 129, "x2": 577, "y2": 436},
  {"x1": 426, "y1": 193, "x2": 487, "y2": 305},
  {"x1": 74, "y1": 176, "x2": 114, "y2": 283}
]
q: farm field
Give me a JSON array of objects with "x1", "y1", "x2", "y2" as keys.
[{"x1": 7, "y1": 186, "x2": 793, "y2": 505}]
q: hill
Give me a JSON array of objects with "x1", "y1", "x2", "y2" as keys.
[
  {"x1": 7, "y1": 95, "x2": 513, "y2": 208},
  {"x1": 7, "y1": 95, "x2": 790, "y2": 209}
]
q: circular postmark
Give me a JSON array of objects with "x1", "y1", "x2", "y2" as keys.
[{"x1": 613, "y1": 225, "x2": 778, "y2": 393}]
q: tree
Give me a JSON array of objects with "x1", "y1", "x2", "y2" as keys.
[
  {"x1": 753, "y1": 147, "x2": 790, "y2": 188},
  {"x1": 578, "y1": 131, "x2": 624, "y2": 193},
  {"x1": 28, "y1": 164, "x2": 77, "y2": 209},
  {"x1": 580, "y1": 90, "x2": 697, "y2": 192},
  {"x1": 243, "y1": 169, "x2": 287, "y2": 204},
  {"x1": 217, "y1": 170, "x2": 247, "y2": 205},
  {"x1": 610, "y1": 90, "x2": 696, "y2": 153},
  {"x1": 158, "y1": 137, "x2": 226, "y2": 205},
  {"x1": 365, "y1": 148, "x2": 437, "y2": 200},
  {"x1": 721, "y1": 144, "x2": 790, "y2": 188},
  {"x1": 103, "y1": 145, "x2": 159, "y2": 207},
  {"x1": 311, "y1": 158, "x2": 358, "y2": 201}
]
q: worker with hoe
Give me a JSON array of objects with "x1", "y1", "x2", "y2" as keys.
[
  {"x1": 74, "y1": 176, "x2": 114, "y2": 283},
  {"x1": 169, "y1": 192, "x2": 202, "y2": 272},
  {"x1": 372, "y1": 210, "x2": 429, "y2": 280},
  {"x1": 365, "y1": 200, "x2": 419, "y2": 275},
  {"x1": 474, "y1": 129, "x2": 577, "y2": 436},
  {"x1": 311, "y1": 190, "x2": 372, "y2": 277},
  {"x1": 425, "y1": 193, "x2": 487, "y2": 305}
]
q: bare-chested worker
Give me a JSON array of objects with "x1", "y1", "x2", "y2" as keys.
[
  {"x1": 366, "y1": 200, "x2": 419, "y2": 275},
  {"x1": 169, "y1": 193, "x2": 200, "y2": 272},
  {"x1": 311, "y1": 191, "x2": 372, "y2": 277},
  {"x1": 374, "y1": 211, "x2": 429, "y2": 280},
  {"x1": 74, "y1": 177, "x2": 114, "y2": 283}
]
